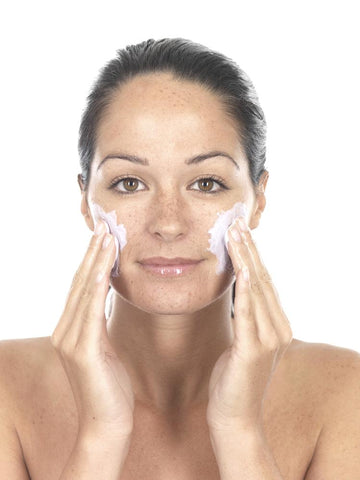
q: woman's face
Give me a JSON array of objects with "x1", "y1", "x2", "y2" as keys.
[{"x1": 83, "y1": 72, "x2": 258, "y2": 314}]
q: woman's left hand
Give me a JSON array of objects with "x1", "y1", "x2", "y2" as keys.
[{"x1": 206, "y1": 217, "x2": 293, "y2": 435}]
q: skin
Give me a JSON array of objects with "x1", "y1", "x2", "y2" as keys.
[
  {"x1": 78, "y1": 71, "x2": 273, "y2": 417},
  {"x1": 2, "y1": 70, "x2": 360, "y2": 480},
  {"x1": 77, "y1": 74, "x2": 267, "y2": 416}
]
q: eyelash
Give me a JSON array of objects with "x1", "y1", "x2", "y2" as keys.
[{"x1": 109, "y1": 175, "x2": 230, "y2": 195}]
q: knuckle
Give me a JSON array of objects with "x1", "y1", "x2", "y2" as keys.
[
  {"x1": 259, "y1": 269, "x2": 272, "y2": 284},
  {"x1": 250, "y1": 280, "x2": 263, "y2": 295},
  {"x1": 236, "y1": 304, "x2": 252, "y2": 319},
  {"x1": 80, "y1": 286, "x2": 92, "y2": 301},
  {"x1": 71, "y1": 270, "x2": 86, "y2": 290}
]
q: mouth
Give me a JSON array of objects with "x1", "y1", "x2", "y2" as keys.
[
  {"x1": 138, "y1": 257, "x2": 203, "y2": 277},
  {"x1": 139, "y1": 257, "x2": 202, "y2": 265}
]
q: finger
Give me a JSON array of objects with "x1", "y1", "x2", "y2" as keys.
[
  {"x1": 64, "y1": 221, "x2": 108, "y2": 310},
  {"x1": 231, "y1": 262, "x2": 258, "y2": 348},
  {"x1": 69, "y1": 234, "x2": 117, "y2": 347},
  {"x1": 53, "y1": 221, "x2": 108, "y2": 341},
  {"x1": 237, "y1": 219, "x2": 280, "y2": 304},
  {"x1": 227, "y1": 220, "x2": 274, "y2": 344},
  {"x1": 236, "y1": 219, "x2": 292, "y2": 345}
]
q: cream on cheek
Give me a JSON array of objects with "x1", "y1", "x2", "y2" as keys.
[
  {"x1": 207, "y1": 201, "x2": 249, "y2": 275},
  {"x1": 89, "y1": 201, "x2": 127, "y2": 277}
]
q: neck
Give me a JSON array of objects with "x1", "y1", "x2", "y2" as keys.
[{"x1": 107, "y1": 289, "x2": 234, "y2": 413}]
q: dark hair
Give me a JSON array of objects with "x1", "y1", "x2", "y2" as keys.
[{"x1": 78, "y1": 37, "x2": 268, "y2": 318}]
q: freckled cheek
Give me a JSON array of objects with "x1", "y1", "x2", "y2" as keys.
[
  {"x1": 114, "y1": 210, "x2": 148, "y2": 254},
  {"x1": 116, "y1": 211, "x2": 142, "y2": 230},
  {"x1": 105, "y1": 202, "x2": 215, "y2": 247},
  {"x1": 122, "y1": 223, "x2": 145, "y2": 251}
]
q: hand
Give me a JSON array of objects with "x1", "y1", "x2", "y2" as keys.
[
  {"x1": 206, "y1": 217, "x2": 293, "y2": 434},
  {"x1": 51, "y1": 221, "x2": 135, "y2": 441}
]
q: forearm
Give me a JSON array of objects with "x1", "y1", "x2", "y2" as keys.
[
  {"x1": 209, "y1": 427, "x2": 284, "y2": 480},
  {"x1": 58, "y1": 432, "x2": 131, "y2": 480}
]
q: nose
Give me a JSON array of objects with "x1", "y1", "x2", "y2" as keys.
[{"x1": 148, "y1": 190, "x2": 189, "y2": 241}]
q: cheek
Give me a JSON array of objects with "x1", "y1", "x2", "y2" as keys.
[
  {"x1": 207, "y1": 201, "x2": 248, "y2": 275},
  {"x1": 89, "y1": 201, "x2": 127, "y2": 277}
]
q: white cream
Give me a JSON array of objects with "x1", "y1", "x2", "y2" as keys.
[
  {"x1": 89, "y1": 200, "x2": 247, "y2": 278},
  {"x1": 207, "y1": 201, "x2": 249, "y2": 275},
  {"x1": 89, "y1": 202, "x2": 127, "y2": 277}
]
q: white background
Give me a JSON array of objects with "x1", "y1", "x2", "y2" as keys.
[{"x1": 0, "y1": 0, "x2": 359, "y2": 351}]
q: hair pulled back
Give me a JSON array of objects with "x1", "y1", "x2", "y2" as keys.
[{"x1": 78, "y1": 37, "x2": 268, "y2": 318}]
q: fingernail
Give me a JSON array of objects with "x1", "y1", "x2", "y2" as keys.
[
  {"x1": 229, "y1": 224, "x2": 242, "y2": 242},
  {"x1": 95, "y1": 221, "x2": 105, "y2": 236},
  {"x1": 237, "y1": 217, "x2": 249, "y2": 232},
  {"x1": 96, "y1": 271, "x2": 105, "y2": 283},
  {"x1": 102, "y1": 234, "x2": 112, "y2": 249}
]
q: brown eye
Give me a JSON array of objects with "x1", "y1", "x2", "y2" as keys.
[
  {"x1": 191, "y1": 176, "x2": 227, "y2": 194},
  {"x1": 111, "y1": 175, "x2": 227, "y2": 195},
  {"x1": 123, "y1": 178, "x2": 139, "y2": 192},
  {"x1": 198, "y1": 179, "x2": 214, "y2": 192},
  {"x1": 111, "y1": 177, "x2": 146, "y2": 194}
]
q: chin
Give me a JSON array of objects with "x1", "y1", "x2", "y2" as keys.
[{"x1": 110, "y1": 266, "x2": 234, "y2": 315}]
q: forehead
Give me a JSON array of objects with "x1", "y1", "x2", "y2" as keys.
[{"x1": 95, "y1": 72, "x2": 246, "y2": 165}]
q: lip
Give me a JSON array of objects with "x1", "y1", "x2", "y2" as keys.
[
  {"x1": 138, "y1": 257, "x2": 203, "y2": 277},
  {"x1": 139, "y1": 257, "x2": 202, "y2": 265}
]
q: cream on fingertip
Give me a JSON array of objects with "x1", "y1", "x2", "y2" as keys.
[
  {"x1": 89, "y1": 202, "x2": 127, "y2": 277},
  {"x1": 207, "y1": 201, "x2": 249, "y2": 275}
]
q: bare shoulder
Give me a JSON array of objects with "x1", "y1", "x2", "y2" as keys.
[
  {"x1": 0, "y1": 335, "x2": 53, "y2": 363},
  {"x1": 287, "y1": 336, "x2": 360, "y2": 364},
  {"x1": 0, "y1": 336, "x2": 54, "y2": 376},
  {"x1": 0, "y1": 336, "x2": 58, "y2": 411},
  {"x1": 0, "y1": 337, "x2": 56, "y2": 479},
  {"x1": 288, "y1": 337, "x2": 360, "y2": 377},
  {"x1": 286, "y1": 338, "x2": 360, "y2": 478},
  {"x1": 285, "y1": 337, "x2": 360, "y2": 399}
]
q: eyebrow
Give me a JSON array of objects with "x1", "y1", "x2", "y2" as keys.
[{"x1": 97, "y1": 150, "x2": 240, "y2": 171}]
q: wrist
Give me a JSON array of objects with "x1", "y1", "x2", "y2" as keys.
[
  {"x1": 209, "y1": 419, "x2": 263, "y2": 438},
  {"x1": 209, "y1": 422, "x2": 264, "y2": 451},
  {"x1": 77, "y1": 425, "x2": 133, "y2": 451}
]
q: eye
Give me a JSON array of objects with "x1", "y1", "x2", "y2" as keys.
[
  {"x1": 110, "y1": 177, "x2": 146, "y2": 194},
  {"x1": 190, "y1": 176, "x2": 228, "y2": 194},
  {"x1": 109, "y1": 175, "x2": 229, "y2": 195}
]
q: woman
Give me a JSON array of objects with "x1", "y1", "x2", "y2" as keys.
[{"x1": 1, "y1": 38, "x2": 359, "y2": 479}]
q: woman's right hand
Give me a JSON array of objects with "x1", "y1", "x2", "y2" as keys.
[{"x1": 51, "y1": 221, "x2": 135, "y2": 442}]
